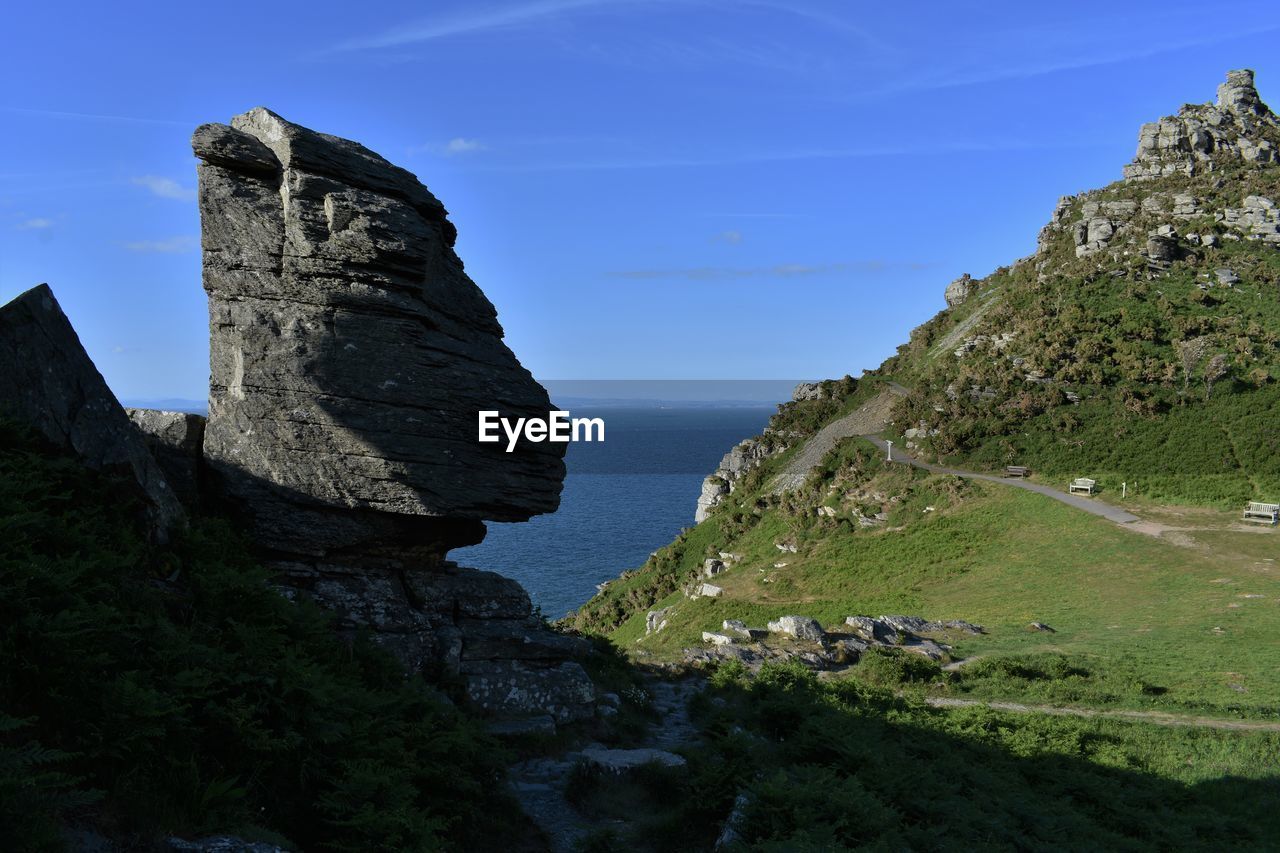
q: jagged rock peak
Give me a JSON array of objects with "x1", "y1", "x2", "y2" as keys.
[
  {"x1": 192, "y1": 108, "x2": 566, "y2": 556},
  {"x1": 1217, "y1": 69, "x2": 1268, "y2": 117},
  {"x1": 1123, "y1": 69, "x2": 1278, "y2": 182}
]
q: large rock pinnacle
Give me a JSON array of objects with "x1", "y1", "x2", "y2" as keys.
[{"x1": 192, "y1": 108, "x2": 565, "y2": 556}]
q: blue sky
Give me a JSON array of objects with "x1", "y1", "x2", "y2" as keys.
[{"x1": 2, "y1": 1, "x2": 1278, "y2": 400}]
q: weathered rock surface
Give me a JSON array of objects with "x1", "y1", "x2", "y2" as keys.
[
  {"x1": 766, "y1": 615, "x2": 825, "y2": 642},
  {"x1": 944, "y1": 273, "x2": 975, "y2": 307},
  {"x1": 193, "y1": 107, "x2": 565, "y2": 556},
  {"x1": 127, "y1": 409, "x2": 206, "y2": 508},
  {"x1": 0, "y1": 284, "x2": 184, "y2": 539},
  {"x1": 1124, "y1": 69, "x2": 1278, "y2": 182},
  {"x1": 190, "y1": 108, "x2": 590, "y2": 723},
  {"x1": 695, "y1": 436, "x2": 777, "y2": 522}
]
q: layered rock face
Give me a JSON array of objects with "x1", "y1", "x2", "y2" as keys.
[
  {"x1": 192, "y1": 109, "x2": 591, "y2": 722},
  {"x1": 1035, "y1": 70, "x2": 1280, "y2": 265},
  {"x1": 0, "y1": 285, "x2": 184, "y2": 539},
  {"x1": 1123, "y1": 69, "x2": 1278, "y2": 181},
  {"x1": 192, "y1": 108, "x2": 565, "y2": 556}
]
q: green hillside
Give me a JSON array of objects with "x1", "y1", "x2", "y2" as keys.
[{"x1": 573, "y1": 72, "x2": 1280, "y2": 732}]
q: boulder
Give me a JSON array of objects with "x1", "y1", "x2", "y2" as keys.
[
  {"x1": 0, "y1": 284, "x2": 184, "y2": 540},
  {"x1": 192, "y1": 108, "x2": 565, "y2": 556},
  {"x1": 647, "y1": 607, "x2": 673, "y2": 635},
  {"x1": 579, "y1": 745, "x2": 686, "y2": 772},
  {"x1": 766, "y1": 615, "x2": 825, "y2": 642},
  {"x1": 702, "y1": 631, "x2": 734, "y2": 646},
  {"x1": 944, "y1": 273, "x2": 975, "y2": 307},
  {"x1": 127, "y1": 408, "x2": 206, "y2": 508},
  {"x1": 461, "y1": 659, "x2": 595, "y2": 724}
]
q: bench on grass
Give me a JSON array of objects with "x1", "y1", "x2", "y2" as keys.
[
  {"x1": 1004, "y1": 466, "x2": 1030, "y2": 478},
  {"x1": 1243, "y1": 502, "x2": 1279, "y2": 525},
  {"x1": 1069, "y1": 478, "x2": 1097, "y2": 495}
]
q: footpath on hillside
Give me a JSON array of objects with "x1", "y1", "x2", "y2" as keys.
[
  {"x1": 858, "y1": 435, "x2": 1141, "y2": 525},
  {"x1": 769, "y1": 385, "x2": 908, "y2": 494}
]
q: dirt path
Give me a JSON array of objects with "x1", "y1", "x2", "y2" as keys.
[
  {"x1": 769, "y1": 387, "x2": 907, "y2": 495},
  {"x1": 860, "y1": 435, "x2": 1142, "y2": 524},
  {"x1": 924, "y1": 695, "x2": 1280, "y2": 732},
  {"x1": 508, "y1": 676, "x2": 703, "y2": 852}
]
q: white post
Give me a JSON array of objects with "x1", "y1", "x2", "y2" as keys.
[
  {"x1": 1122, "y1": 482, "x2": 1127, "y2": 499},
  {"x1": 886, "y1": 440, "x2": 894, "y2": 463}
]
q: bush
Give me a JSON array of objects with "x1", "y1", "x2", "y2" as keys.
[{"x1": 0, "y1": 421, "x2": 522, "y2": 850}]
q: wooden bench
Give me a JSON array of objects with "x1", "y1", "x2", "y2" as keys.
[
  {"x1": 1069, "y1": 478, "x2": 1097, "y2": 495},
  {"x1": 1004, "y1": 466, "x2": 1030, "y2": 478},
  {"x1": 1243, "y1": 502, "x2": 1279, "y2": 525}
]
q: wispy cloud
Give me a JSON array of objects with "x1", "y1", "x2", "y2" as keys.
[
  {"x1": 325, "y1": 0, "x2": 885, "y2": 58},
  {"x1": 132, "y1": 175, "x2": 196, "y2": 201},
  {"x1": 123, "y1": 235, "x2": 199, "y2": 253},
  {"x1": 865, "y1": 22, "x2": 1280, "y2": 99},
  {"x1": 16, "y1": 217, "x2": 53, "y2": 230},
  {"x1": 609, "y1": 260, "x2": 933, "y2": 281},
  {"x1": 711, "y1": 230, "x2": 743, "y2": 244},
  {"x1": 444, "y1": 137, "x2": 487, "y2": 155},
  {"x1": 479, "y1": 138, "x2": 1095, "y2": 172},
  {"x1": 0, "y1": 106, "x2": 189, "y2": 126}
]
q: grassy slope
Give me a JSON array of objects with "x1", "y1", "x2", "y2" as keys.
[{"x1": 589, "y1": 432, "x2": 1280, "y2": 718}]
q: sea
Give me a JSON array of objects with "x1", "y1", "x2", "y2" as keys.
[
  {"x1": 125, "y1": 392, "x2": 784, "y2": 619},
  {"x1": 454, "y1": 406, "x2": 775, "y2": 619}
]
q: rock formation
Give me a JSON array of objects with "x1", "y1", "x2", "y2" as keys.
[
  {"x1": 191, "y1": 109, "x2": 592, "y2": 723},
  {"x1": 1123, "y1": 69, "x2": 1278, "y2": 181},
  {"x1": 128, "y1": 408, "x2": 206, "y2": 509},
  {"x1": 192, "y1": 107, "x2": 565, "y2": 557},
  {"x1": 0, "y1": 284, "x2": 184, "y2": 539}
]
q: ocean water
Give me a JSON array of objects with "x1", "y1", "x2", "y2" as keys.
[{"x1": 453, "y1": 407, "x2": 774, "y2": 619}]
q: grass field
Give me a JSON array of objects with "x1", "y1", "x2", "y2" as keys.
[{"x1": 606, "y1": 473, "x2": 1280, "y2": 719}]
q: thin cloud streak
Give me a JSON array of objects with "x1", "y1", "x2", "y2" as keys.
[
  {"x1": 16, "y1": 217, "x2": 54, "y2": 230},
  {"x1": 609, "y1": 260, "x2": 934, "y2": 281},
  {"x1": 131, "y1": 175, "x2": 197, "y2": 202},
  {"x1": 476, "y1": 138, "x2": 1102, "y2": 172},
  {"x1": 1, "y1": 106, "x2": 189, "y2": 126},
  {"x1": 861, "y1": 23, "x2": 1280, "y2": 99},
  {"x1": 122, "y1": 235, "x2": 199, "y2": 253},
  {"x1": 325, "y1": 0, "x2": 885, "y2": 56}
]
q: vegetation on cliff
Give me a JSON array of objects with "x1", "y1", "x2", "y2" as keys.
[{"x1": 0, "y1": 421, "x2": 523, "y2": 851}]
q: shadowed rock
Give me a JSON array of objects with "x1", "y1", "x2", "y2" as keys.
[
  {"x1": 0, "y1": 284, "x2": 184, "y2": 539},
  {"x1": 192, "y1": 108, "x2": 565, "y2": 556},
  {"x1": 128, "y1": 409, "x2": 206, "y2": 509}
]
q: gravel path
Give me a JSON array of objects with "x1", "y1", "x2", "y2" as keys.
[
  {"x1": 860, "y1": 435, "x2": 1141, "y2": 525},
  {"x1": 769, "y1": 388, "x2": 907, "y2": 495},
  {"x1": 507, "y1": 676, "x2": 704, "y2": 851}
]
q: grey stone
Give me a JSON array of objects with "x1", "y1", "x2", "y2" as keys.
[
  {"x1": 702, "y1": 631, "x2": 734, "y2": 646},
  {"x1": 1124, "y1": 70, "x2": 1278, "y2": 182},
  {"x1": 646, "y1": 607, "x2": 673, "y2": 635},
  {"x1": 944, "y1": 273, "x2": 975, "y2": 307},
  {"x1": 579, "y1": 745, "x2": 686, "y2": 772},
  {"x1": 165, "y1": 838, "x2": 284, "y2": 853},
  {"x1": 1215, "y1": 267, "x2": 1242, "y2": 286},
  {"x1": 127, "y1": 408, "x2": 206, "y2": 508},
  {"x1": 0, "y1": 284, "x2": 185, "y2": 540},
  {"x1": 193, "y1": 108, "x2": 565, "y2": 556},
  {"x1": 461, "y1": 659, "x2": 595, "y2": 723},
  {"x1": 766, "y1": 615, "x2": 825, "y2": 642},
  {"x1": 1028, "y1": 621, "x2": 1056, "y2": 633}
]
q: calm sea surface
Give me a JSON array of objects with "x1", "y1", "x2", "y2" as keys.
[{"x1": 453, "y1": 407, "x2": 773, "y2": 619}]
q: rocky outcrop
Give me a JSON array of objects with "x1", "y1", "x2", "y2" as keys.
[
  {"x1": 191, "y1": 109, "x2": 590, "y2": 723},
  {"x1": 943, "y1": 273, "x2": 975, "y2": 307},
  {"x1": 0, "y1": 284, "x2": 184, "y2": 540},
  {"x1": 1123, "y1": 69, "x2": 1278, "y2": 182},
  {"x1": 127, "y1": 409, "x2": 206, "y2": 509},
  {"x1": 695, "y1": 435, "x2": 776, "y2": 522},
  {"x1": 192, "y1": 107, "x2": 565, "y2": 557}
]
